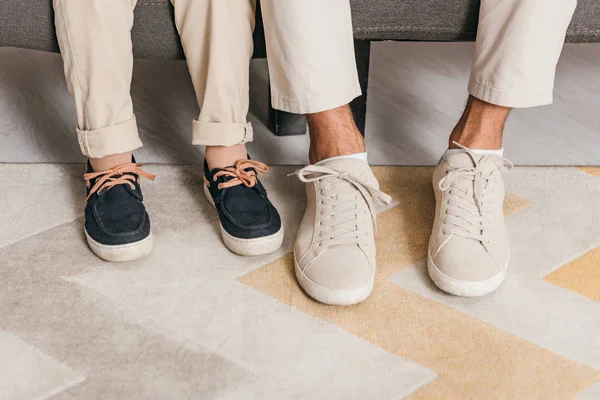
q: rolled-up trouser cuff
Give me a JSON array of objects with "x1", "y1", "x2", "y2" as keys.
[
  {"x1": 271, "y1": 82, "x2": 362, "y2": 115},
  {"x1": 77, "y1": 116, "x2": 143, "y2": 158},
  {"x1": 468, "y1": 79, "x2": 553, "y2": 109},
  {"x1": 192, "y1": 120, "x2": 254, "y2": 146}
]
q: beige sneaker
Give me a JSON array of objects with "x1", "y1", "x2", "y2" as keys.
[
  {"x1": 290, "y1": 158, "x2": 391, "y2": 306},
  {"x1": 428, "y1": 144, "x2": 513, "y2": 297}
]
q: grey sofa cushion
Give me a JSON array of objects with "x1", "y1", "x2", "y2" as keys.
[
  {"x1": 0, "y1": 0, "x2": 259, "y2": 59},
  {"x1": 351, "y1": 0, "x2": 600, "y2": 43},
  {"x1": 0, "y1": 0, "x2": 265, "y2": 59},
  {"x1": 1, "y1": 0, "x2": 598, "y2": 60}
]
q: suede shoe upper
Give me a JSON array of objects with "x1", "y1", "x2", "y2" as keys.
[
  {"x1": 203, "y1": 159, "x2": 281, "y2": 240},
  {"x1": 429, "y1": 145, "x2": 513, "y2": 283},
  {"x1": 84, "y1": 161, "x2": 155, "y2": 246},
  {"x1": 291, "y1": 158, "x2": 391, "y2": 292}
]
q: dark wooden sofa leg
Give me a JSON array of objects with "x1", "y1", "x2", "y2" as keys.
[
  {"x1": 350, "y1": 40, "x2": 371, "y2": 137},
  {"x1": 268, "y1": 39, "x2": 372, "y2": 137},
  {"x1": 267, "y1": 90, "x2": 308, "y2": 136}
]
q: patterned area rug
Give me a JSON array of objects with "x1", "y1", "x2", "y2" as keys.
[{"x1": 1, "y1": 164, "x2": 599, "y2": 399}]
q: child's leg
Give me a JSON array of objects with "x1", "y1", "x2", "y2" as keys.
[
  {"x1": 53, "y1": 0, "x2": 142, "y2": 170},
  {"x1": 170, "y1": 0, "x2": 282, "y2": 256},
  {"x1": 53, "y1": 0, "x2": 154, "y2": 262},
  {"x1": 170, "y1": 0, "x2": 256, "y2": 169}
]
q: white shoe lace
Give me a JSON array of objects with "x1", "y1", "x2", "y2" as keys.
[
  {"x1": 438, "y1": 144, "x2": 513, "y2": 243},
  {"x1": 290, "y1": 165, "x2": 391, "y2": 247}
]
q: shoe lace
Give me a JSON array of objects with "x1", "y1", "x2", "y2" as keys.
[
  {"x1": 438, "y1": 143, "x2": 513, "y2": 243},
  {"x1": 290, "y1": 165, "x2": 391, "y2": 247},
  {"x1": 212, "y1": 160, "x2": 268, "y2": 189},
  {"x1": 84, "y1": 163, "x2": 156, "y2": 201}
]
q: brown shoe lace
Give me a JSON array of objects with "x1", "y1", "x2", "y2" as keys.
[
  {"x1": 84, "y1": 163, "x2": 156, "y2": 201},
  {"x1": 211, "y1": 160, "x2": 268, "y2": 189}
]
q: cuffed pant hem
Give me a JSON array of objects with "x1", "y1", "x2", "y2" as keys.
[
  {"x1": 468, "y1": 79, "x2": 553, "y2": 109},
  {"x1": 192, "y1": 120, "x2": 253, "y2": 147},
  {"x1": 271, "y1": 82, "x2": 362, "y2": 115},
  {"x1": 77, "y1": 116, "x2": 142, "y2": 158}
]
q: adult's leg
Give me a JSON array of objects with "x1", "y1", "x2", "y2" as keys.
[
  {"x1": 429, "y1": 0, "x2": 577, "y2": 297},
  {"x1": 53, "y1": 0, "x2": 142, "y2": 169},
  {"x1": 261, "y1": 0, "x2": 391, "y2": 306},
  {"x1": 170, "y1": 0, "x2": 256, "y2": 169},
  {"x1": 305, "y1": 106, "x2": 365, "y2": 165},
  {"x1": 451, "y1": 0, "x2": 577, "y2": 150},
  {"x1": 260, "y1": 0, "x2": 364, "y2": 164}
]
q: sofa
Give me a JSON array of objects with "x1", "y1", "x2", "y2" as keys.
[{"x1": 2, "y1": 0, "x2": 599, "y2": 136}]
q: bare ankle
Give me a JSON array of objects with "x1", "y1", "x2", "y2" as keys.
[
  {"x1": 449, "y1": 96, "x2": 510, "y2": 150},
  {"x1": 205, "y1": 144, "x2": 248, "y2": 170},
  {"x1": 306, "y1": 105, "x2": 365, "y2": 164},
  {"x1": 89, "y1": 152, "x2": 133, "y2": 172}
]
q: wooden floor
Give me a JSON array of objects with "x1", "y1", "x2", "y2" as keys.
[{"x1": 1, "y1": 42, "x2": 599, "y2": 165}]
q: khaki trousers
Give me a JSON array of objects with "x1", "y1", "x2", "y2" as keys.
[
  {"x1": 53, "y1": 0, "x2": 360, "y2": 158},
  {"x1": 54, "y1": 0, "x2": 575, "y2": 159},
  {"x1": 469, "y1": 0, "x2": 577, "y2": 107}
]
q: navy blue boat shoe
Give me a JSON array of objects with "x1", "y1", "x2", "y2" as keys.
[
  {"x1": 83, "y1": 159, "x2": 155, "y2": 262},
  {"x1": 203, "y1": 159, "x2": 283, "y2": 256}
]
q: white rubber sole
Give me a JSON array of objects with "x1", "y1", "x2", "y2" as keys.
[
  {"x1": 427, "y1": 252, "x2": 508, "y2": 297},
  {"x1": 204, "y1": 185, "x2": 283, "y2": 256},
  {"x1": 85, "y1": 230, "x2": 153, "y2": 262},
  {"x1": 294, "y1": 256, "x2": 374, "y2": 306}
]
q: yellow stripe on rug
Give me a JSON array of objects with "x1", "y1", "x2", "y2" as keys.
[
  {"x1": 579, "y1": 167, "x2": 600, "y2": 177},
  {"x1": 239, "y1": 167, "x2": 599, "y2": 399},
  {"x1": 545, "y1": 246, "x2": 600, "y2": 302}
]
